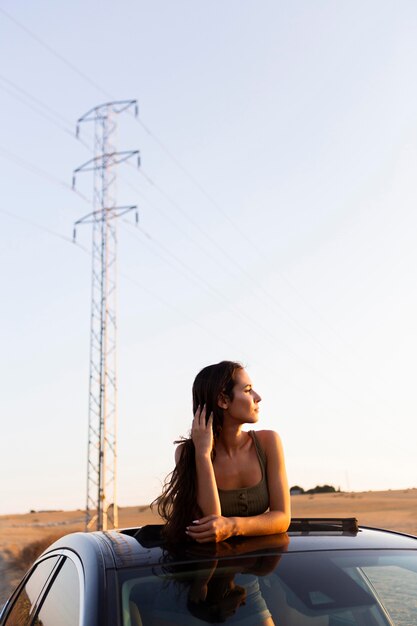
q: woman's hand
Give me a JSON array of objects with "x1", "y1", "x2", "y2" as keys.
[
  {"x1": 186, "y1": 515, "x2": 236, "y2": 543},
  {"x1": 191, "y1": 405, "x2": 213, "y2": 457}
]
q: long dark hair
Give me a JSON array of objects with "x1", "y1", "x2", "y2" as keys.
[{"x1": 153, "y1": 361, "x2": 243, "y2": 543}]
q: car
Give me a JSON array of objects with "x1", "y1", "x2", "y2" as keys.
[{"x1": 1, "y1": 517, "x2": 417, "y2": 626}]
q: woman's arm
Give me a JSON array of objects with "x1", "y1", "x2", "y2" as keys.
[
  {"x1": 177, "y1": 405, "x2": 221, "y2": 519},
  {"x1": 186, "y1": 430, "x2": 290, "y2": 543}
]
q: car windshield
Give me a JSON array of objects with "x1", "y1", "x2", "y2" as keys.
[{"x1": 118, "y1": 549, "x2": 417, "y2": 626}]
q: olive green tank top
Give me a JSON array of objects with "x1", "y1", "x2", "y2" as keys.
[{"x1": 218, "y1": 431, "x2": 269, "y2": 517}]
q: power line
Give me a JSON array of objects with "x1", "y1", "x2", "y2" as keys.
[
  {"x1": 0, "y1": 207, "x2": 89, "y2": 251},
  {"x1": 0, "y1": 205, "x2": 247, "y2": 358},
  {"x1": 3, "y1": 62, "x2": 312, "y2": 380},
  {"x1": 129, "y1": 165, "x2": 360, "y2": 363},
  {"x1": 0, "y1": 72, "x2": 71, "y2": 124},
  {"x1": 119, "y1": 171, "x2": 245, "y2": 280},
  {"x1": 1, "y1": 106, "x2": 337, "y2": 372},
  {"x1": 119, "y1": 269, "x2": 246, "y2": 357},
  {"x1": 0, "y1": 4, "x2": 408, "y2": 371},
  {"x1": 0, "y1": 135, "x2": 400, "y2": 416},
  {"x1": 0, "y1": 76, "x2": 360, "y2": 376},
  {"x1": 119, "y1": 167, "x2": 399, "y2": 415},
  {"x1": 0, "y1": 203, "x2": 394, "y2": 419},
  {"x1": 0, "y1": 5, "x2": 384, "y2": 368},
  {"x1": 0, "y1": 75, "x2": 93, "y2": 151},
  {"x1": 118, "y1": 221, "x2": 390, "y2": 416},
  {"x1": 0, "y1": 6, "x2": 400, "y2": 412},
  {"x1": 0, "y1": 7, "x2": 113, "y2": 101},
  {"x1": 121, "y1": 219, "x2": 307, "y2": 358},
  {"x1": 0, "y1": 144, "x2": 89, "y2": 203}
]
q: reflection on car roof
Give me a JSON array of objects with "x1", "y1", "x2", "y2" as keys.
[{"x1": 70, "y1": 518, "x2": 417, "y2": 570}]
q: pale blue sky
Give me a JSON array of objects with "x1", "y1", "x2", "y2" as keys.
[{"x1": 1, "y1": 1, "x2": 417, "y2": 515}]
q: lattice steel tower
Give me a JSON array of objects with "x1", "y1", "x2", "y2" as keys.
[{"x1": 73, "y1": 100, "x2": 140, "y2": 531}]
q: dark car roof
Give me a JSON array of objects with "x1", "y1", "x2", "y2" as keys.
[{"x1": 42, "y1": 518, "x2": 417, "y2": 571}]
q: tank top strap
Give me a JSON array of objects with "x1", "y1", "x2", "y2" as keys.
[{"x1": 249, "y1": 430, "x2": 267, "y2": 473}]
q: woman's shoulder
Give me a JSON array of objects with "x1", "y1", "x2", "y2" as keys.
[
  {"x1": 251, "y1": 430, "x2": 284, "y2": 455},
  {"x1": 252, "y1": 429, "x2": 282, "y2": 444}
]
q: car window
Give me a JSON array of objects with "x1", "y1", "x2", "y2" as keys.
[
  {"x1": 361, "y1": 564, "x2": 417, "y2": 626},
  {"x1": 32, "y1": 557, "x2": 80, "y2": 626},
  {"x1": 119, "y1": 550, "x2": 417, "y2": 626},
  {"x1": 3, "y1": 557, "x2": 59, "y2": 626}
]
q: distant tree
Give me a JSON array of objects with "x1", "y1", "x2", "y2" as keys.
[
  {"x1": 306, "y1": 484, "x2": 337, "y2": 494},
  {"x1": 290, "y1": 485, "x2": 305, "y2": 494}
]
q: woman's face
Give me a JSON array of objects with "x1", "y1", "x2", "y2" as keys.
[{"x1": 220, "y1": 368, "x2": 262, "y2": 423}]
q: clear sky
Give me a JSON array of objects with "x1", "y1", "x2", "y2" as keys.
[{"x1": 1, "y1": 1, "x2": 417, "y2": 515}]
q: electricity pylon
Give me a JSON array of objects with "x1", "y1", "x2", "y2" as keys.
[{"x1": 73, "y1": 100, "x2": 140, "y2": 531}]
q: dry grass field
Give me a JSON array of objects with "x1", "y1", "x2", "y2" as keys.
[
  {"x1": 1, "y1": 489, "x2": 416, "y2": 606},
  {"x1": 291, "y1": 488, "x2": 417, "y2": 535}
]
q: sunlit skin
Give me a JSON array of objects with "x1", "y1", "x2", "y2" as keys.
[{"x1": 176, "y1": 369, "x2": 291, "y2": 543}]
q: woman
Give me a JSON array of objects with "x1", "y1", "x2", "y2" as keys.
[{"x1": 155, "y1": 361, "x2": 290, "y2": 543}]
